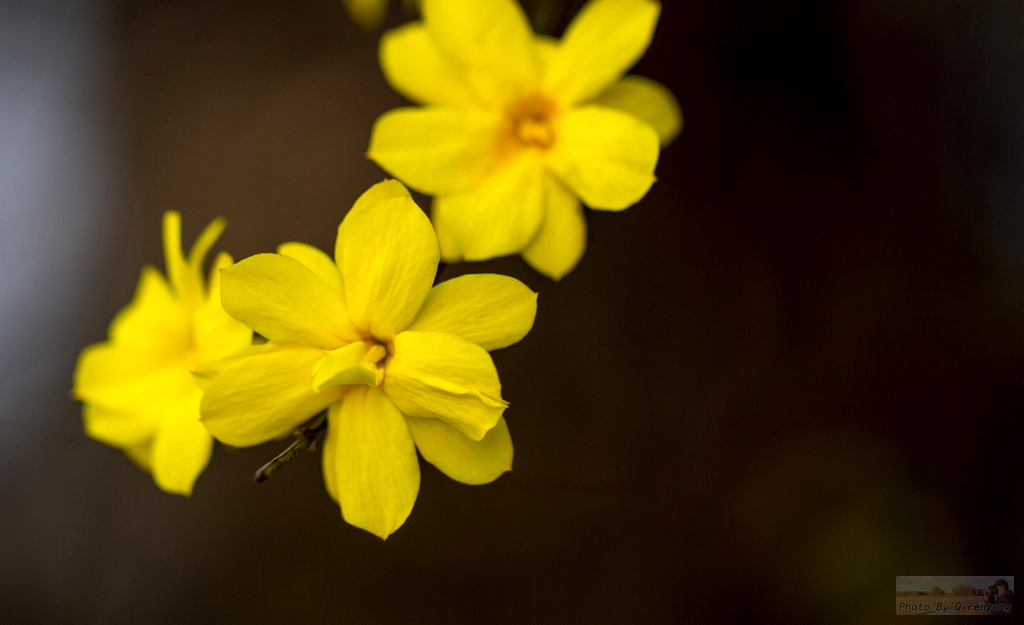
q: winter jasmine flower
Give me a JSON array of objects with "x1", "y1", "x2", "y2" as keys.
[
  {"x1": 369, "y1": 0, "x2": 681, "y2": 279},
  {"x1": 200, "y1": 180, "x2": 537, "y2": 538},
  {"x1": 73, "y1": 213, "x2": 252, "y2": 495}
]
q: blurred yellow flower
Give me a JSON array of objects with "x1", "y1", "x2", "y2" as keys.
[
  {"x1": 369, "y1": 0, "x2": 681, "y2": 280},
  {"x1": 344, "y1": 0, "x2": 388, "y2": 29},
  {"x1": 73, "y1": 213, "x2": 253, "y2": 496},
  {"x1": 344, "y1": 0, "x2": 420, "y2": 29},
  {"x1": 200, "y1": 180, "x2": 537, "y2": 539}
]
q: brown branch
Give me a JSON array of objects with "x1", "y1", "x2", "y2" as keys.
[{"x1": 253, "y1": 414, "x2": 328, "y2": 484}]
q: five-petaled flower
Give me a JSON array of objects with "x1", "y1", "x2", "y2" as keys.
[
  {"x1": 369, "y1": 0, "x2": 681, "y2": 280},
  {"x1": 199, "y1": 180, "x2": 537, "y2": 539},
  {"x1": 72, "y1": 213, "x2": 253, "y2": 496}
]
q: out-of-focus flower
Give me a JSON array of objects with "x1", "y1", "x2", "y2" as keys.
[
  {"x1": 344, "y1": 0, "x2": 389, "y2": 29},
  {"x1": 200, "y1": 180, "x2": 537, "y2": 539},
  {"x1": 344, "y1": 0, "x2": 421, "y2": 29},
  {"x1": 73, "y1": 213, "x2": 253, "y2": 496},
  {"x1": 369, "y1": 0, "x2": 681, "y2": 280}
]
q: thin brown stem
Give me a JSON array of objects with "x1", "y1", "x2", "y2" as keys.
[{"x1": 253, "y1": 414, "x2": 328, "y2": 484}]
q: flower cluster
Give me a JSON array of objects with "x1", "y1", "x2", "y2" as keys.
[{"x1": 73, "y1": 0, "x2": 678, "y2": 538}]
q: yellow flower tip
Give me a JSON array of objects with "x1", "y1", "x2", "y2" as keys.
[
  {"x1": 162, "y1": 211, "x2": 185, "y2": 288},
  {"x1": 161, "y1": 484, "x2": 194, "y2": 498},
  {"x1": 377, "y1": 178, "x2": 412, "y2": 199},
  {"x1": 123, "y1": 443, "x2": 153, "y2": 472},
  {"x1": 483, "y1": 393, "x2": 510, "y2": 410},
  {"x1": 162, "y1": 211, "x2": 182, "y2": 237},
  {"x1": 344, "y1": 0, "x2": 388, "y2": 29},
  {"x1": 371, "y1": 524, "x2": 395, "y2": 541},
  {"x1": 188, "y1": 216, "x2": 227, "y2": 267}
]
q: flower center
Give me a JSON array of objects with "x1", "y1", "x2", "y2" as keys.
[
  {"x1": 366, "y1": 341, "x2": 388, "y2": 369},
  {"x1": 508, "y1": 94, "x2": 558, "y2": 150},
  {"x1": 514, "y1": 115, "x2": 554, "y2": 148}
]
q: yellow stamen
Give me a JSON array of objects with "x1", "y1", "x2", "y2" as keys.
[
  {"x1": 366, "y1": 342, "x2": 388, "y2": 366},
  {"x1": 506, "y1": 93, "x2": 559, "y2": 151},
  {"x1": 515, "y1": 116, "x2": 555, "y2": 148}
]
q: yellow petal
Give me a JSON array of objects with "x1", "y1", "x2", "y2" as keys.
[
  {"x1": 277, "y1": 242, "x2": 344, "y2": 300},
  {"x1": 187, "y1": 216, "x2": 227, "y2": 269},
  {"x1": 321, "y1": 409, "x2": 340, "y2": 502},
  {"x1": 194, "y1": 251, "x2": 253, "y2": 363},
  {"x1": 162, "y1": 211, "x2": 189, "y2": 298},
  {"x1": 123, "y1": 441, "x2": 153, "y2": 472},
  {"x1": 422, "y1": 0, "x2": 538, "y2": 104},
  {"x1": 379, "y1": 23, "x2": 476, "y2": 106},
  {"x1": 335, "y1": 179, "x2": 411, "y2": 272},
  {"x1": 340, "y1": 195, "x2": 439, "y2": 339},
  {"x1": 328, "y1": 388, "x2": 420, "y2": 539},
  {"x1": 191, "y1": 344, "x2": 266, "y2": 391},
  {"x1": 407, "y1": 274, "x2": 537, "y2": 351},
  {"x1": 220, "y1": 253, "x2": 359, "y2": 350},
  {"x1": 344, "y1": 0, "x2": 388, "y2": 29},
  {"x1": 163, "y1": 211, "x2": 220, "y2": 307},
  {"x1": 206, "y1": 250, "x2": 231, "y2": 300},
  {"x1": 431, "y1": 154, "x2": 546, "y2": 261},
  {"x1": 534, "y1": 35, "x2": 558, "y2": 72},
  {"x1": 547, "y1": 105, "x2": 659, "y2": 210},
  {"x1": 433, "y1": 208, "x2": 463, "y2": 263},
  {"x1": 382, "y1": 331, "x2": 506, "y2": 441},
  {"x1": 73, "y1": 343, "x2": 197, "y2": 414},
  {"x1": 349, "y1": 178, "x2": 413, "y2": 215},
  {"x1": 368, "y1": 106, "x2": 502, "y2": 196},
  {"x1": 522, "y1": 175, "x2": 587, "y2": 280},
  {"x1": 312, "y1": 341, "x2": 386, "y2": 391},
  {"x1": 591, "y1": 75, "x2": 682, "y2": 146},
  {"x1": 108, "y1": 266, "x2": 190, "y2": 352},
  {"x1": 83, "y1": 403, "x2": 159, "y2": 448},
  {"x1": 543, "y1": 0, "x2": 661, "y2": 105},
  {"x1": 151, "y1": 409, "x2": 212, "y2": 497},
  {"x1": 200, "y1": 344, "x2": 343, "y2": 447},
  {"x1": 406, "y1": 415, "x2": 512, "y2": 484}
]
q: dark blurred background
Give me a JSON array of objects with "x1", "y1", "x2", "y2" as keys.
[{"x1": 1, "y1": 1, "x2": 1022, "y2": 623}]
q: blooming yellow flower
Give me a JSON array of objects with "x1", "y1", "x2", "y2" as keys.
[
  {"x1": 199, "y1": 180, "x2": 537, "y2": 539},
  {"x1": 368, "y1": 0, "x2": 682, "y2": 280},
  {"x1": 72, "y1": 213, "x2": 253, "y2": 496}
]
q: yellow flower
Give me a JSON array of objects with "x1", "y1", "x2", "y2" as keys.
[
  {"x1": 344, "y1": 0, "x2": 389, "y2": 28},
  {"x1": 368, "y1": 0, "x2": 682, "y2": 280},
  {"x1": 344, "y1": 0, "x2": 420, "y2": 29},
  {"x1": 72, "y1": 213, "x2": 253, "y2": 496},
  {"x1": 199, "y1": 180, "x2": 537, "y2": 539}
]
